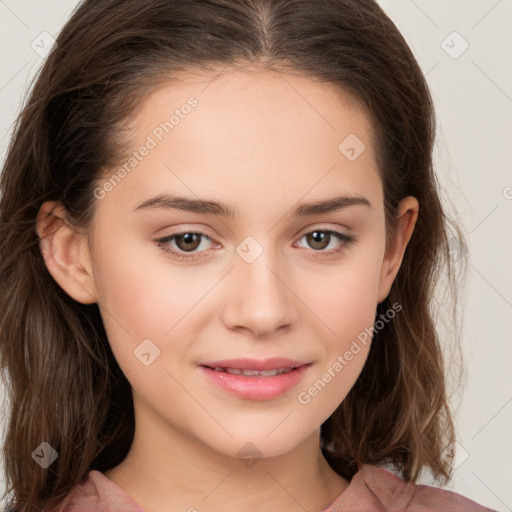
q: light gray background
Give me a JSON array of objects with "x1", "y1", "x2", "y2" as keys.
[{"x1": 0, "y1": 1, "x2": 511, "y2": 510}]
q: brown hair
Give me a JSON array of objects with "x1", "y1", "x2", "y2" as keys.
[{"x1": 0, "y1": 0, "x2": 467, "y2": 510}]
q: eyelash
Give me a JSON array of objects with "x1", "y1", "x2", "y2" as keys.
[{"x1": 154, "y1": 228, "x2": 357, "y2": 262}]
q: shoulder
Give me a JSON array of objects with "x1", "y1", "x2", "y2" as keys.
[
  {"x1": 57, "y1": 470, "x2": 143, "y2": 512},
  {"x1": 358, "y1": 464, "x2": 497, "y2": 512}
]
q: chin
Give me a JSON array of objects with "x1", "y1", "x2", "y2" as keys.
[{"x1": 200, "y1": 424, "x2": 319, "y2": 463}]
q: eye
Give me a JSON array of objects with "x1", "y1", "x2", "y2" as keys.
[
  {"x1": 154, "y1": 231, "x2": 216, "y2": 262},
  {"x1": 294, "y1": 229, "x2": 356, "y2": 257}
]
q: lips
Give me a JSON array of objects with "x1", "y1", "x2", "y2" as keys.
[{"x1": 198, "y1": 357, "x2": 311, "y2": 400}]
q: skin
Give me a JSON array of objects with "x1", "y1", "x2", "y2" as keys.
[{"x1": 36, "y1": 66, "x2": 418, "y2": 512}]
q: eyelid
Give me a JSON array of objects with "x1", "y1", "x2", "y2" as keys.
[
  {"x1": 295, "y1": 222, "x2": 352, "y2": 238},
  {"x1": 155, "y1": 223, "x2": 216, "y2": 237}
]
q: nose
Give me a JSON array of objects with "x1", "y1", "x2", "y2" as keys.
[{"x1": 220, "y1": 245, "x2": 298, "y2": 338}]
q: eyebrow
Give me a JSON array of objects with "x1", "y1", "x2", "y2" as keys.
[{"x1": 132, "y1": 193, "x2": 371, "y2": 217}]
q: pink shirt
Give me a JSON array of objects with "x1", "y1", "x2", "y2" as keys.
[{"x1": 57, "y1": 464, "x2": 496, "y2": 511}]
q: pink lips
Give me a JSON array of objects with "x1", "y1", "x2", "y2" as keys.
[{"x1": 198, "y1": 357, "x2": 311, "y2": 400}]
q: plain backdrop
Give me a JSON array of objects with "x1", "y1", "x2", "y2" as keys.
[{"x1": 0, "y1": 1, "x2": 511, "y2": 510}]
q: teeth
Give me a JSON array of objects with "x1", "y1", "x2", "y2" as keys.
[
  {"x1": 212, "y1": 367, "x2": 294, "y2": 376},
  {"x1": 241, "y1": 369, "x2": 260, "y2": 376},
  {"x1": 259, "y1": 369, "x2": 278, "y2": 376}
]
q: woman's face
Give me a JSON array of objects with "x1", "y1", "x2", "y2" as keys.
[{"x1": 45, "y1": 67, "x2": 417, "y2": 460}]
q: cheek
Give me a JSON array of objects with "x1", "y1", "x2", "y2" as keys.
[
  {"x1": 291, "y1": 241, "x2": 384, "y2": 403},
  {"x1": 295, "y1": 241, "x2": 384, "y2": 342},
  {"x1": 91, "y1": 232, "x2": 223, "y2": 377},
  {"x1": 293, "y1": 264, "x2": 379, "y2": 407}
]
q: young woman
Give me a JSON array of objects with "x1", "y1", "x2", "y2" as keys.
[{"x1": 0, "y1": 1, "x2": 496, "y2": 511}]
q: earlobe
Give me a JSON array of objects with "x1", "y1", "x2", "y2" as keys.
[
  {"x1": 35, "y1": 201, "x2": 98, "y2": 304},
  {"x1": 377, "y1": 196, "x2": 419, "y2": 304}
]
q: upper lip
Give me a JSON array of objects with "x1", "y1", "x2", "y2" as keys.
[{"x1": 199, "y1": 358, "x2": 310, "y2": 371}]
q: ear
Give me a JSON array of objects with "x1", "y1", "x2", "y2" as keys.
[
  {"x1": 377, "y1": 196, "x2": 419, "y2": 304},
  {"x1": 35, "y1": 201, "x2": 98, "y2": 304}
]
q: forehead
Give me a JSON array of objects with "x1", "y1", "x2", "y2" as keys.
[
  {"x1": 131, "y1": 65, "x2": 372, "y2": 152},
  {"x1": 97, "y1": 66, "x2": 382, "y2": 220}
]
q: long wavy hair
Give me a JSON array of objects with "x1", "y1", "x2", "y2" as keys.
[{"x1": 0, "y1": 0, "x2": 468, "y2": 510}]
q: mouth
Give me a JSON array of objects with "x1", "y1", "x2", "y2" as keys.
[
  {"x1": 202, "y1": 366, "x2": 297, "y2": 377},
  {"x1": 198, "y1": 358, "x2": 311, "y2": 400}
]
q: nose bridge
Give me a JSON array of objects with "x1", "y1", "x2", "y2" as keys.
[{"x1": 221, "y1": 235, "x2": 297, "y2": 336}]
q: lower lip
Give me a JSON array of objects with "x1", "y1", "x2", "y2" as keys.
[{"x1": 198, "y1": 365, "x2": 311, "y2": 400}]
